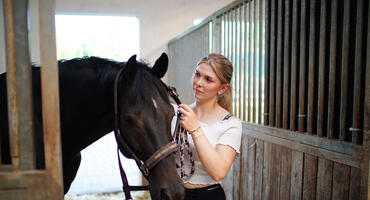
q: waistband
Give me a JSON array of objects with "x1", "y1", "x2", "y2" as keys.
[{"x1": 185, "y1": 184, "x2": 222, "y2": 192}]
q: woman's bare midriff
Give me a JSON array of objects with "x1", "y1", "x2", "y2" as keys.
[{"x1": 184, "y1": 182, "x2": 213, "y2": 189}]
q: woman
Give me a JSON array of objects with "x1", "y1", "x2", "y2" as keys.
[{"x1": 172, "y1": 53, "x2": 242, "y2": 200}]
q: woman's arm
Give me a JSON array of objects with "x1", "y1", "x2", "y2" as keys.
[{"x1": 178, "y1": 104, "x2": 238, "y2": 181}]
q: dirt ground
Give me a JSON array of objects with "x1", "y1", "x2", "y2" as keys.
[{"x1": 64, "y1": 191, "x2": 151, "y2": 200}]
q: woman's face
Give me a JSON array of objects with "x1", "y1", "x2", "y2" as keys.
[{"x1": 192, "y1": 63, "x2": 227, "y2": 102}]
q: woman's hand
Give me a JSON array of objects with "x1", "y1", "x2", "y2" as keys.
[{"x1": 178, "y1": 104, "x2": 199, "y2": 132}]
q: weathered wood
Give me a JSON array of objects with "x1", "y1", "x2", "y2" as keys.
[
  {"x1": 290, "y1": 150, "x2": 303, "y2": 200},
  {"x1": 238, "y1": 4, "x2": 243, "y2": 120},
  {"x1": 351, "y1": 0, "x2": 364, "y2": 144},
  {"x1": 290, "y1": 0, "x2": 300, "y2": 132},
  {"x1": 302, "y1": 154, "x2": 317, "y2": 200},
  {"x1": 243, "y1": 3, "x2": 248, "y2": 122},
  {"x1": 247, "y1": 2, "x2": 251, "y2": 122},
  {"x1": 282, "y1": 0, "x2": 291, "y2": 130},
  {"x1": 258, "y1": 0, "x2": 263, "y2": 124},
  {"x1": 262, "y1": 142, "x2": 272, "y2": 200},
  {"x1": 244, "y1": 122, "x2": 361, "y2": 157},
  {"x1": 279, "y1": 146, "x2": 292, "y2": 200},
  {"x1": 275, "y1": 0, "x2": 283, "y2": 128},
  {"x1": 252, "y1": 0, "x2": 256, "y2": 123},
  {"x1": 240, "y1": 135, "x2": 249, "y2": 200},
  {"x1": 298, "y1": 0, "x2": 308, "y2": 133},
  {"x1": 268, "y1": 0, "x2": 276, "y2": 126},
  {"x1": 307, "y1": 0, "x2": 317, "y2": 135},
  {"x1": 317, "y1": 0, "x2": 328, "y2": 138},
  {"x1": 316, "y1": 158, "x2": 333, "y2": 200},
  {"x1": 339, "y1": 0, "x2": 350, "y2": 141},
  {"x1": 254, "y1": 139, "x2": 264, "y2": 200},
  {"x1": 232, "y1": 146, "x2": 241, "y2": 200},
  {"x1": 247, "y1": 136, "x2": 256, "y2": 200},
  {"x1": 327, "y1": 0, "x2": 338, "y2": 139},
  {"x1": 243, "y1": 125, "x2": 361, "y2": 168},
  {"x1": 332, "y1": 162, "x2": 350, "y2": 200},
  {"x1": 349, "y1": 167, "x2": 361, "y2": 200}
]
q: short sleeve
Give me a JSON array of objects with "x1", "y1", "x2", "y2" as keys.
[{"x1": 217, "y1": 118, "x2": 242, "y2": 153}]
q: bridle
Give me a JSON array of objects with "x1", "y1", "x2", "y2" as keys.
[{"x1": 113, "y1": 67, "x2": 183, "y2": 200}]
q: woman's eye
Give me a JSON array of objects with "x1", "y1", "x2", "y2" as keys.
[{"x1": 194, "y1": 72, "x2": 200, "y2": 77}]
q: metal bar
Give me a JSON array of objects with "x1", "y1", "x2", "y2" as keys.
[
  {"x1": 283, "y1": 0, "x2": 291, "y2": 130},
  {"x1": 4, "y1": 0, "x2": 36, "y2": 170},
  {"x1": 238, "y1": 5, "x2": 243, "y2": 120},
  {"x1": 327, "y1": 0, "x2": 338, "y2": 139},
  {"x1": 263, "y1": 0, "x2": 270, "y2": 125},
  {"x1": 38, "y1": 0, "x2": 63, "y2": 197},
  {"x1": 231, "y1": 8, "x2": 236, "y2": 114},
  {"x1": 258, "y1": 0, "x2": 263, "y2": 124},
  {"x1": 268, "y1": 0, "x2": 276, "y2": 126},
  {"x1": 307, "y1": 0, "x2": 317, "y2": 135},
  {"x1": 275, "y1": 0, "x2": 283, "y2": 128},
  {"x1": 339, "y1": 0, "x2": 350, "y2": 140},
  {"x1": 351, "y1": 0, "x2": 364, "y2": 144},
  {"x1": 317, "y1": 0, "x2": 328, "y2": 137},
  {"x1": 290, "y1": 0, "x2": 300, "y2": 131},
  {"x1": 243, "y1": 3, "x2": 248, "y2": 121},
  {"x1": 252, "y1": 0, "x2": 256, "y2": 123},
  {"x1": 247, "y1": 2, "x2": 251, "y2": 122},
  {"x1": 298, "y1": 0, "x2": 308, "y2": 133}
]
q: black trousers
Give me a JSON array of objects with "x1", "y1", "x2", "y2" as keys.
[{"x1": 184, "y1": 184, "x2": 226, "y2": 200}]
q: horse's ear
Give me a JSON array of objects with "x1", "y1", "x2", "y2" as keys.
[
  {"x1": 122, "y1": 55, "x2": 138, "y2": 84},
  {"x1": 151, "y1": 53, "x2": 168, "y2": 79}
]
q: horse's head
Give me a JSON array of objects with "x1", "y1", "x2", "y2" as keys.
[{"x1": 116, "y1": 53, "x2": 184, "y2": 200}]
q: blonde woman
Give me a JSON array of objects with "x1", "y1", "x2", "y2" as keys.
[{"x1": 172, "y1": 54, "x2": 242, "y2": 200}]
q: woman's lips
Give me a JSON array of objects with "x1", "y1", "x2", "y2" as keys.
[{"x1": 195, "y1": 88, "x2": 203, "y2": 94}]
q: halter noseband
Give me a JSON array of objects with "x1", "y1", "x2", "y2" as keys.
[{"x1": 113, "y1": 67, "x2": 179, "y2": 200}]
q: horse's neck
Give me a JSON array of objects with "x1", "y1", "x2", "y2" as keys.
[{"x1": 59, "y1": 62, "x2": 121, "y2": 155}]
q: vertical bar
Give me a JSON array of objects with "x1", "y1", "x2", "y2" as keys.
[
  {"x1": 327, "y1": 0, "x2": 338, "y2": 139},
  {"x1": 268, "y1": 0, "x2": 276, "y2": 126},
  {"x1": 232, "y1": 8, "x2": 237, "y2": 116},
  {"x1": 298, "y1": 0, "x2": 309, "y2": 133},
  {"x1": 39, "y1": 0, "x2": 63, "y2": 197},
  {"x1": 264, "y1": 0, "x2": 270, "y2": 125},
  {"x1": 238, "y1": 5, "x2": 243, "y2": 120},
  {"x1": 275, "y1": 0, "x2": 283, "y2": 128},
  {"x1": 244, "y1": 3, "x2": 248, "y2": 121},
  {"x1": 248, "y1": 2, "x2": 253, "y2": 122},
  {"x1": 258, "y1": 0, "x2": 263, "y2": 124},
  {"x1": 4, "y1": 0, "x2": 36, "y2": 170},
  {"x1": 247, "y1": 2, "x2": 251, "y2": 122},
  {"x1": 252, "y1": 0, "x2": 256, "y2": 123},
  {"x1": 317, "y1": 0, "x2": 328, "y2": 137},
  {"x1": 307, "y1": 0, "x2": 317, "y2": 135},
  {"x1": 339, "y1": 0, "x2": 350, "y2": 140},
  {"x1": 351, "y1": 0, "x2": 364, "y2": 144},
  {"x1": 290, "y1": 0, "x2": 299, "y2": 131},
  {"x1": 283, "y1": 0, "x2": 291, "y2": 130}
]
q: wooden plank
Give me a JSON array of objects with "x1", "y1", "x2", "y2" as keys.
[
  {"x1": 247, "y1": 2, "x2": 251, "y2": 122},
  {"x1": 254, "y1": 139, "x2": 264, "y2": 200},
  {"x1": 275, "y1": 0, "x2": 283, "y2": 128},
  {"x1": 282, "y1": 0, "x2": 291, "y2": 130},
  {"x1": 349, "y1": 167, "x2": 361, "y2": 200},
  {"x1": 327, "y1": 0, "x2": 338, "y2": 139},
  {"x1": 302, "y1": 154, "x2": 317, "y2": 200},
  {"x1": 262, "y1": 142, "x2": 272, "y2": 200},
  {"x1": 351, "y1": 0, "x2": 364, "y2": 144},
  {"x1": 247, "y1": 136, "x2": 256, "y2": 200},
  {"x1": 268, "y1": 0, "x2": 276, "y2": 126},
  {"x1": 258, "y1": 0, "x2": 263, "y2": 124},
  {"x1": 317, "y1": 0, "x2": 328, "y2": 137},
  {"x1": 232, "y1": 146, "x2": 241, "y2": 200},
  {"x1": 243, "y1": 3, "x2": 248, "y2": 122},
  {"x1": 242, "y1": 124, "x2": 361, "y2": 168},
  {"x1": 279, "y1": 146, "x2": 292, "y2": 200},
  {"x1": 316, "y1": 158, "x2": 333, "y2": 200},
  {"x1": 290, "y1": 0, "x2": 300, "y2": 131},
  {"x1": 332, "y1": 162, "x2": 350, "y2": 200},
  {"x1": 290, "y1": 150, "x2": 303, "y2": 200},
  {"x1": 239, "y1": 134, "x2": 250, "y2": 200},
  {"x1": 298, "y1": 0, "x2": 309, "y2": 133},
  {"x1": 252, "y1": 0, "x2": 256, "y2": 123},
  {"x1": 244, "y1": 122, "x2": 362, "y2": 157},
  {"x1": 307, "y1": 0, "x2": 317, "y2": 135},
  {"x1": 263, "y1": 0, "x2": 270, "y2": 125},
  {"x1": 238, "y1": 4, "x2": 244, "y2": 120},
  {"x1": 339, "y1": 0, "x2": 350, "y2": 141}
]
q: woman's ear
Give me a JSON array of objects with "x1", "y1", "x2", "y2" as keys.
[{"x1": 218, "y1": 84, "x2": 229, "y2": 95}]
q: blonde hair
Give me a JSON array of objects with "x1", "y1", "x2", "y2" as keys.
[{"x1": 196, "y1": 53, "x2": 233, "y2": 112}]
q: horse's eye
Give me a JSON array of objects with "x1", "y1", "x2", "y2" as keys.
[{"x1": 121, "y1": 116, "x2": 135, "y2": 125}]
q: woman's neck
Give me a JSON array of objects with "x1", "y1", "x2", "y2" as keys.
[{"x1": 192, "y1": 99, "x2": 227, "y2": 123}]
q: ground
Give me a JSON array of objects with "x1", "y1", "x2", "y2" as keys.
[{"x1": 64, "y1": 191, "x2": 150, "y2": 200}]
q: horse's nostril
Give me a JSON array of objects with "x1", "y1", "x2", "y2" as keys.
[{"x1": 160, "y1": 188, "x2": 171, "y2": 200}]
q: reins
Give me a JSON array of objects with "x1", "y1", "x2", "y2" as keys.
[{"x1": 113, "y1": 66, "x2": 194, "y2": 199}]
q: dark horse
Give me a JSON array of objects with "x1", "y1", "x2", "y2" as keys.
[{"x1": 0, "y1": 53, "x2": 184, "y2": 199}]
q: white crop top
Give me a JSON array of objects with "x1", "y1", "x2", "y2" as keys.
[{"x1": 171, "y1": 105, "x2": 242, "y2": 185}]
